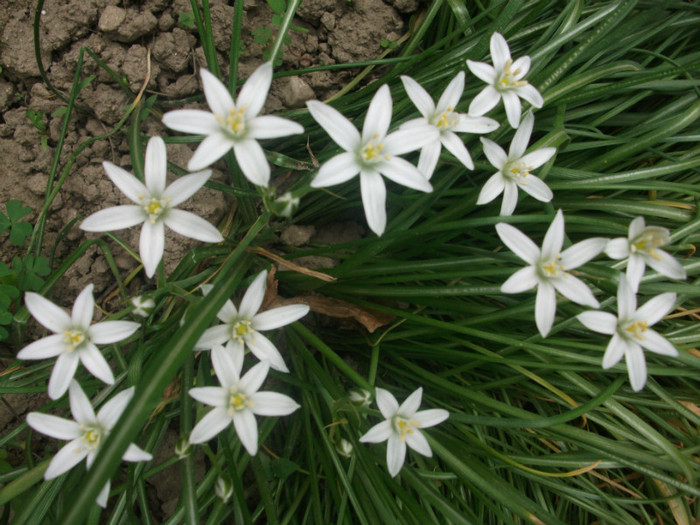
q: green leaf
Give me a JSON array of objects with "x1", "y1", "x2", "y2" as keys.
[
  {"x1": 9, "y1": 222, "x2": 32, "y2": 246},
  {"x1": 6, "y1": 200, "x2": 31, "y2": 221},
  {"x1": 267, "y1": 0, "x2": 286, "y2": 14},
  {"x1": 270, "y1": 457, "x2": 299, "y2": 480}
]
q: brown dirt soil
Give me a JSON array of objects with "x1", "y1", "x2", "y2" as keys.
[{"x1": 0, "y1": 0, "x2": 419, "y2": 516}]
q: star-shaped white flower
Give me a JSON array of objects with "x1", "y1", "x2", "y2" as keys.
[
  {"x1": 467, "y1": 32, "x2": 544, "y2": 128},
  {"x1": 18, "y1": 284, "x2": 139, "y2": 399},
  {"x1": 162, "y1": 63, "x2": 304, "y2": 187},
  {"x1": 26, "y1": 381, "x2": 152, "y2": 507},
  {"x1": 577, "y1": 276, "x2": 678, "y2": 391},
  {"x1": 195, "y1": 270, "x2": 309, "y2": 373},
  {"x1": 188, "y1": 344, "x2": 300, "y2": 455},
  {"x1": 307, "y1": 84, "x2": 438, "y2": 236},
  {"x1": 496, "y1": 210, "x2": 607, "y2": 337},
  {"x1": 130, "y1": 295, "x2": 155, "y2": 318},
  {"x1": 399, "y1": 72, "x2": 499, "y2": 179},
  {"x1": 360, "y1": 387, "x2": 448, "y2": 477},
  {"x1": 477, "y1": 111, "x2": 555, "y2": 215},
  {"x1": 80, "y1": 136, "x2": 224, "y2": 278},
  {"x1": 605, "y1": 216, "x2": 686, "y2": 293}
]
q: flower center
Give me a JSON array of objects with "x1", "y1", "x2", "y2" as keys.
[
  {"x1": 393, "y1": 417, "x2": 420, "y2": 442},
  {"x1": 432, "y1": 107, "x2": 459, "y2": 131},
  {"x1": 504, "y1": 160, "x2": 531, "y2": 184},
  {"x1": 624, "y1": 320, "x2": 648, "y2": 340},
  {"x1": 63, "y1": 329, "x2": 86, "y2": 352},
  {"x1": 231, "y1": 320, "x2": 253, "y2": 344},
  {"x1": 227, "y1": 386, "x2": 253, "y2": 416},
  {"x1": 217, "y1": 106, "x2": 247, "y2": 138},
  {"x1": 80, "y1": 425, "x2": 103, "y2": 450},
  {"x1": 540, "y1": 255, "x2": 565, "y2": 278},
  {"x1": 498, "y1": 59, "x2": 528, "y2": 90},
  {"x1": 141, "y1": 196, "x2": 170, "y2": 224},
  {"x1": 631, "y1": 229, "x2": 667, "y2": 260},
  {"x1": 359, "y1": 133, "x2": 389, "y2": 166}
]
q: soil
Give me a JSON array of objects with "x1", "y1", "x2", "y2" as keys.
[{"x1": 0, "y1": 0, "x2": 419, "y2": 517}]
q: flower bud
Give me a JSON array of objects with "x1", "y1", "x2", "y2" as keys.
[
  {"x1": 175, "y1": 436, "x2": 191, "y2": 459},
  {"x1": 336, "y1": 438, "x2": 353, "y2": 458},
  {"x1": 215, "y1": 475, "x2": 233, "y2": 502},
  {"x1": 131, "y1": 295, "x2": 155, "y2": 318},
  {"x1": 349, "y1": 389, "x2": 372, "y2": 407}
]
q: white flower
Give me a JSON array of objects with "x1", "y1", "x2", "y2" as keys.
[
  {"x1": 577, "y1": 276, "x2": 678, "y2": 391},
  {"x1": 336, "y1": 438, "x2": 354, "y2": 458},
  {"x1": 349, "y1": 388, "x2": 372, "y2": 407},
  {"x1": 307, "y1": 85, "x2": 438, "y2": 236},
  {"x1": 26, "y1": 381, "x2": 152, "y2": 507},
  {"x1": 130, "y1": 295, "x2": 155, "y2": 318},
  {"x1": 496, "y1": 210, "x2": 607, "y2": 337},
  {"x1": 80, "y1": 136, "x2": 224, "y2": 278},
  {"x1": 274, "y1": 191, "x2": 300, "y2": 218},
  {"x1": 467, "y1": 32, "x2": 544, "y2": 128},
  {"x1": 215, "y1": 475, "x2": 233, "y2": 502},
  {"x1": 605, "y1": 216, "x2": 686, "y2": 292},
  {"x1": 477, "y1": 112, "x2": 555, "y2": 215},
  {"x1": 18, "y1": 284, "x2": 139, "y2": 399},
  {"x1": 162, "y1": 63, "x2": 304, "y2": 187},
  {"x1": 195, "y1": 270, "x2": 309, "y2": 373},
  {"x1": 188, "y1": 344, "x2": 300, "y2": 455},
  {"x1": 400, "y1": 73, "x2": 499, "y2": 179},
  {"x1": 359, "y1": 387, "x2": 448, "y2": 477}
]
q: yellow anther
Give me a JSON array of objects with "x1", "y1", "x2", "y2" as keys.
[
  {"x1": 63, "y1": 330, "x2": 85, "y2": 352},
  {"x1": 499, "y1": 58, "x2": 529, "y2": 89},
  {"x1": 81, "y1": 426, "x2": 102, "y2": 450},
  {"x1": 361, "y1": 141, "x2": 384, "y2": 162},
  {"x1": 625, "y1": 321, "x2": 648, "y2": 339},
  {"x1": 542, "y1": 256, "x2": 564, "y2": 277},
  {"x1": 231, "y1": 320, "x2": 252, "y2": 344}
]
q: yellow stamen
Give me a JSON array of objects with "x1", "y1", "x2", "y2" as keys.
[
  {"x1": 81, "y1": 426, "x2": 102, "y2": 450},
  {"x1": 231, "y1": 320, "x2": 252, "y2": 344},
  {"x1": 63, "y1": 330, "x2": 85, "y2": 352},
  {"x1": 625, "y1": 321, "x2": 648, "y2": 339}
]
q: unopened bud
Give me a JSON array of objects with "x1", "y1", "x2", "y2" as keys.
[
  {"x1": 349, "y1": 389, "x2": 372, "y2": 407},
  {"x1": 336, "y1": 438, "x2": 353, "y2": 458},
  {"x1": 215, "y1": 475, "x2": 233, "y2": 502},
  {"x1": 175, "y1": 436, "x2": 191, "y2": 459}
]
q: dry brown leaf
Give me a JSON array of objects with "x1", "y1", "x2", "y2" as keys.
[{"x1": 247, "y1": 246, "x2": 336, "y2": 282}]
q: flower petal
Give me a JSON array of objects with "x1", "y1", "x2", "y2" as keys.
[
  {"x1": 480, "y1": 138, "x2": 507, "y2": 169},
  {"x1": 247, "y1": 331, "x2": 289, "y2": 373},
  {"x1": 240, "y1": 360, "x2": 270, "y2": 395},
  {"x1": 187, "y1": 132, "x2": 233, "y2": 172},
  {"x1": 189, "y1": 386, "x2": 227, "y2": 407},
  {"x1": 375, "y1": 388, "x2": 399, "y2": 419},
  {"x1": 520, "y1": 148, "x2": 556, "y2": 170},
  {"x1": 68, "y1": 380, "x2": 97, "y2": 425},
  {"x1": 541, "y1": 210, "x2": 565, "y2": 261},
  {"x1": 495, "y1": 223, "x2": 540, "y2": 264},
  {"x1": 509, "y1": 111, "x2": 533, "y2": 159},
  {"x1": 195, "y1": 324, "x2": 231, "y2": 350},
  {"x1": 44, "y1": 439, "x2": 88, "y2": 479},
  {"x1": 248, "y1": 115, "x2": 304, "y2": 140},
  {"x1": 501, "y1": 265, "x2": 538, "y2": 294},
  {"x1": 518, "y1": 175, "x2": 552, "y2": 203},
  {"x1": 625, "y1": 344, "x2": 647, "y2": 392},
  {"x1": 577, "y1": 311, "x2": 617, "y2": 335},
  {"x1": 139, "y1": 221, "x2": 165, "y2": 278},
  {"x1": 502, "y1": 90, "x2": 522, "y2": 128},
  {"x1": 48, "y1": 353, "x2": 79, "y2": 400},
  {"x1": 386, "y1": 433, "x2": 406, "y2": 477},
  {"x1": 617, "y1": 276, "x2": 637, "y2": 321},
  {"x1": 477, "y1": 173, "x2": 505, "y2": 205},
  {"x1": 24, "y1": 292, "x2": 71, "y2": 333},
  {"x1": 417, "y1": 140, "x2": 441, "y2": 180},
  {"x1": 362, "y1": 85, "x2": 392, "y2": 141},
  {"x1": 253, "y1": 304, "x2": 309, "y2": 331},
  {"x1": 102, "y1": 162, "x2": 148, "y2": 204},
  {"x1": 163, "y1": 170, "x2": 212, "y2": 207},
  {"x1": 70, "y1": 284, "x2": 95, "y2": 329},
  {"x1": 380, "y1": 157, "x2": 433, "y2": 192},
  {"x1": 628, "y1": 216, "x2": 646, "y2": 239},
  {"x1": 469, "y1": 86, "x2": 501, "y2": 116},
  {"x1": 201, "y1": 68, "x2": 235, "y2": 116},
  {"x1": 453, "y1": 115, "x2": 499, "y2": 134},
  {"x1": 96, "y1": 481, "x2": 110, "y2": 508},
  {"x1": 189, "y1": 407, "x2": 231, "y2": 444},
  {"x1": 405, "y1": 429, "x2": 432, "y2": 457},
  {"x1": 645, "y1": 249, "x2": 686, "y2": 281},
  {"x1": 216, "y1": 299, "x2": 238, "y2": 324},
  {"x1": 360, "y1": 170, "x2": 387, "y2": 236},
  {"x1": 436, "y1": 71, "x2": 465, "y2": 112},
  {"x1": 306, "y1": 100, "x2": 361, "y2": 152},
  {"x1": 96, "y1": 387, "x2": 134, "y2": 429},
  {"x1": 212, "y1": 344, "x2": 242, "y2": 386},
  {"x1": 605, "y1": 238, "x2": 630, "y2": 259},
  {"x1": 165, "y1": 209, "x2": 223, "y2": 243},
  {"x1": 237, "y1": 62, "x2": 273, "y2": 118},
  {"x1": 635, "y1": 292, "x2": 676, "y2": 326},
  {"x1": 162, "y1": 109, "x2": 220, "y2": 135},
  {"x1": 490, "y1": 33, "x2": 511, "y2": 72},
  {"x1": 441, "y1": 132, "x2": 473, "y2": 169},
  {"x1": 233, "y1": 409, "x2": 259, "y2": 455},
  {"x1": 414, "y1": 408, "x2": 449, "y2": 428},
  {"x1": 233, "y1": 139, "x2": 270, "y2": 187},
  {"x1": 552, "y1": 275, "x2": 599, "y2": 308},
  {"x1": 626, "y1": 255, "x2": 646, "y2": 293},
  {"x1": 89, "y1": 320, "x2": 139, "y2": 345},
  {"x1": 400, "y1": 75, "x2": 435, "y2": 117},
  {"x1": 466, "y1": 60, "x2": 497, "y2": 85},
  {"x1": 311, "y1": 152, "x2": 360, "y2": 188},
  {"x1": 500, "y1": 180, "x2": 519, "y2": 216},
  {"x1": 80, "y1": 206, "x2": 145, "y2": 232},
  {"x1": 639, "y1": 329, "x2": 678, "y2": 357},
  {"x1": 80, "y1": 343, "x2": 115, "y2": 385},
  {"x1": 27, "y1": 413, "x2": 81, "y2": 440},
  {"x1": 123, "y1": 443, "x2": 152, "y2": 462},
  {"x1": 560, "y1": 237, "x2": 607, "y2": 269},
  {"x1": 383, "y1": 126, "x2": 439, "y2": 156},
  {"x1": 145, "y1": 137, "x2": 167, "y2": 195},
  {"x1": 17, "y1": 334, "x2": 65, "y2": 360},
  {"x1": 359, "y1": 420, "x2": 392, "y2": 443},
  {"x1": 398, "y1": 387, "x2": 422, "y2": 416},
  {"x1": 515, "y1": 83, "x2": 544, "y2": 108},
  {"x1": 602, "y1": 333, "x2": 627, "y2": 369},
  {"x1": 240, "y1": 271, "x2": 267, "y2": 319},
  {"x1": 535, "y1": 281, "x2": 557, "y2": 337},
  {"x1": 510, "y1": 56, "x2": 531, "y2": 79},
  {"x1": 249, "y1": 391, "x2": 300, "y2": 416}
]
